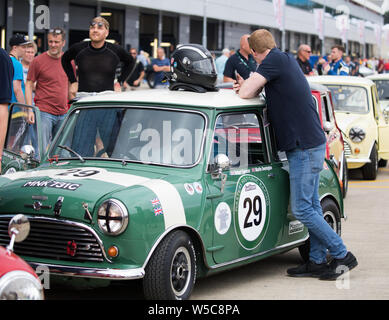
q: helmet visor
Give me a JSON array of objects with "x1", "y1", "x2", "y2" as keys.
[{"x1": 192, "y1": 58, "x2": 216, "y2": 74}]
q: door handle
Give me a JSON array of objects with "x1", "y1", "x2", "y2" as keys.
[{"x1": 268, "y1": 172, "x2": 275, "y2": 179}]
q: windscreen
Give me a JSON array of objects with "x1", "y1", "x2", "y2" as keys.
[{"x1": 50, "y1": 107, "x2": 206, "y2": 166}]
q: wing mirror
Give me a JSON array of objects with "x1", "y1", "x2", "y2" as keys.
[
  {"x1": 7, "y1": 214, "x2": 30, "y2": 253},
  {"x1": 323, "y1": 121, "x2": 334, "y2": 133},
  {"x1": 20, "y1": 145, "x2": 35, "y2": 164}
]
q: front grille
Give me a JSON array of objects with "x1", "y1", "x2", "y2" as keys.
[
  {"x1": 344, "y1": 141, "x2": 352, "y2": 156},
  {"x1": 0, "y1": 216, "x2": 106, "y2": 263}
]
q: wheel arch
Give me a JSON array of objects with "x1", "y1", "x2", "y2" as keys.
[
  {"x1": 320, "y1": 194, "x2": 342, "y2": 236},
  {"x1": 142, "y1": 224, "x2": 209, "y2": 274}
]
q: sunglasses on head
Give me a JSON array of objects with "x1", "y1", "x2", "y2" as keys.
[
  {"x1": 49, "y1": 28, "x2": 63, "y2": 35},
  {"x1": 90, "y1": 21, "x2": 106, "y2": 29}
]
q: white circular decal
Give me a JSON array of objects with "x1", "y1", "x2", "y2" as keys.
[
  {"x1": 237, "y1": 180, "x2": 267, "y2": 243},
  {"x1": 214, "y1": 202, "x2": 232, "y2": 235}
]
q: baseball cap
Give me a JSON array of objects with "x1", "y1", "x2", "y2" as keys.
[{"x1": 9, "y1": 34, "x2": 31, "y2": 47}]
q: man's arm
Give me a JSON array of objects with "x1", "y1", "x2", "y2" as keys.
[
  {"x1": 223, "y1": 75, "x2": 234, "y2": 83},
  {"x1": 0, "y1": 104, "x2": 8, "y2": 173},
  {"x1": 61, "y1": 44, "x2": 80, "y2": 84},
  {"x1": 25, "y1": 80, "x2": 35, "y2": 124},
  {"x1": 116, "y1": 46, "x2": 134, "y2": 85},
  {"x1": 234, "y1": 72, "x2": 267, "y2": 99},
  {"x1": 13, "y1": 80, "x2": 25, "y2": 104}
]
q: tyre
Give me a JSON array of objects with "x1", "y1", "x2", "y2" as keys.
[
  {"x1": 362, "y1": 144, "x2": 378, "y2": 180},
  {"x1": 143, "y1": 230, "x2": 196, "y2": 300},
  {"x1": 298, "y1": 198, "x2": 341, "y2": 262},
  {"x1": 341, "y1": 154, "x2": 349, "y2": 198},
  {"x1": 378, "y1": 159, "x2": 388, "y2": 168}
]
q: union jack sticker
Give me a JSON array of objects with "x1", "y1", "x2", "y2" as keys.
[
  {"x1": 151, "y1": 198, "x2": 160, "y2": 207},
  {"x1": 153, "y1": 206, "x2": 164, "y2": 216}
]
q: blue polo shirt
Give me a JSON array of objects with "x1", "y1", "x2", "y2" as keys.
[
  {"x1": 257, "y1": 48, "x2": 325, "y2": 151},
  {"x1": 151, "y1": 57, "x2": 170, "y2": 86},
  {"x1": 0, "y1": 48, "x2": 14, "y2": 104},
  {"x1": 10, "y1": 56, "x2": 25, "y2": 103}
]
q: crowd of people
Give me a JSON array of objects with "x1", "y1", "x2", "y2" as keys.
[{"x1": 1, "y1": 15, "x2": 387, "y2": 161}]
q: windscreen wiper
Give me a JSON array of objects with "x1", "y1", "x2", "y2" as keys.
[{"x1": 58, "y1": 145, "x2": 85, "y2": 163}]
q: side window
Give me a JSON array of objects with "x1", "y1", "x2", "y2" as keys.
[
  {"x1": 211, "y1": 113, "x2": 266, "y2": 168},
  {"x1": 320, "y1": 96, "x2": 328, "y2": 122},
  {"x1": 322, "y1": 95, "x2": 335, "y2": 123},
  {"x1": 5, "y1": 105, "x2": 40, "y2": 160}
]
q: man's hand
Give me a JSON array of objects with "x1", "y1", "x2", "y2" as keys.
[
  {"x1": 114, "y1": 82, "x2": 122, "y2": 92},
  {"x1": 27, "y1": 110, "x2": 35, "y2": 124}
]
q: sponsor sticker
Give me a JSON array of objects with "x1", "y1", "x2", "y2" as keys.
[
  {"x1": 22, "y1": 180, "x2": 81, "y2": 191},
  {"x1": 193, "y1": 182, "x2": 203, "y2": 194},
  {"x1": 184, "y1": 183, "x2": 195, "y2": 195},
  {"x1": 214, "y1": 202, "x2": 232, "y2": 235},
  {"x1": 288, "y1": 220, "x2": 305, "y2": 235}
]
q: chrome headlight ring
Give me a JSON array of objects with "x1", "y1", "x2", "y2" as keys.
[
  {"x1": 0, "y1": 271, "x2": 44, "y2": 300},
  {"x1": 349, "y1": 127, "x2": 366, "y2": 143},
  {"x1": 97, "y1": 199, "x2": 129, "y2": 236}
]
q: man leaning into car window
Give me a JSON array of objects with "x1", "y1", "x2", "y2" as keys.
[{"x1": 233, "y1": 29, "x2": 358, "y2": 281}]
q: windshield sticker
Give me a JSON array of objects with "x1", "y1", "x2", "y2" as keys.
[
  {"x1": 251, "y1": 166, "x2": 272, "y2": 173},
  {"x1": 234, "y1": 175, "x2": 270, "y2": 250},
  {"x1": 214, "y1": 202, "x2": 232, "y2": 235},
  {"x1": 22, "y1": 180, "x2": 81, "y2": 191}
]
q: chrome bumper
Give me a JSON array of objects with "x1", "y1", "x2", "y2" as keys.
[
  {"x1": 29, "y1": 262, "x2": 145, "y2": 280},
  {"x1": 346, "y1": 158, "x2": 371, "y2": 163}
]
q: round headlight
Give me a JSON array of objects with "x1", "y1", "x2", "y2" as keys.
[
  {"x1": 0, "y1": 271, "x2": 44, "y2": 300},
  {"x1": 97, "y1": 199, "x2": 129, "y2": 236},
  {"x1": 349, "y1": 127, "x2": 366, "y2": 143}
]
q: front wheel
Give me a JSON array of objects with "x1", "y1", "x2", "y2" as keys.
[
  {"x1": 298, "y1": 198, "x2": 341, "y2": 262},
  {"x1": 143, "y1": 230, "x2": 196, "y2": 300}
]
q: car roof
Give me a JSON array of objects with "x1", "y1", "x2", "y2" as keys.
[
  {"x1": 366, "y1": 74, "x2": 389, "y2": 80},
  {"x1": 309, "y1": 82, "x2": 330, "y2": 93},
  {"x1": 74, "y1": 88, "x2": 265, "y2": 110},
  {"x1": 308, "y1": 75, "x2": 375, "y2": 86}
]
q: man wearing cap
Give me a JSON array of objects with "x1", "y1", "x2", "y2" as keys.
[
  {"x1": 9, "y1": 34, "x2": 31, "y2": 104},
  {"x1": 0, "y1": 48, "x2": 14, "y2": 173},
  {"x1": 25, "y1": 27, "x2": 69, "y2": 152}
]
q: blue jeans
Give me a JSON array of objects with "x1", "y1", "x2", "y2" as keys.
[
  {"x1": 286, "y1": 143, "x2": 347, "y2": 264},
  {"x1": 41, "y1": 111, "x2": 66, "y2": 153}
]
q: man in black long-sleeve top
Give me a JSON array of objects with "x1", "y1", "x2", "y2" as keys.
[
  {"x1": 62, "y1": 16, "x2": 133, "y2": 98},
  {"x1": 61, "y1": 17, "x2": 133, "y2": 157}
]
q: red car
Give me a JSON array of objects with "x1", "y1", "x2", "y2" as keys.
[
  {"x1": 0, "y1": 215, "x2": 44, "y2": 300},
  {"x1": 311, "y1": 83, "x2": 349, "y2": 198}
]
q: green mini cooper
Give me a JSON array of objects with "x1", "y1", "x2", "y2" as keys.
[{"x1": 0, "y1": 89, "x2": 344, "y2": 300}]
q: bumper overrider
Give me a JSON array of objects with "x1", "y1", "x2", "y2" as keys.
[{"x1": 28, "y1": 262, "x2": 145, "y2": 280}]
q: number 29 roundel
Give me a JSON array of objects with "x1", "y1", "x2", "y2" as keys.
[{"x1": 234, "y1": 175, "x2": 270, "y2": 250}]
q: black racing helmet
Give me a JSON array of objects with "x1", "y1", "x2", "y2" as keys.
[{"x1": 169, "y1": 44, "x2": 217, "y2": 91}]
